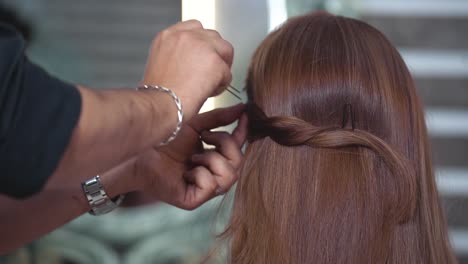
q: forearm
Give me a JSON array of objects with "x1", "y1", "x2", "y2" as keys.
[
  {"x1": 49, "y1": 85, "x2": 177, "y2": 186},
  {"x1": 0, "y1": 157, "x2": 138, "y2": 254}
]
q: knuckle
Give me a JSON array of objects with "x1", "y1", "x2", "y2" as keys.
[
  {"x1": 176, "y1": 30, "x2": 192, "y2": 43},
  {"x1": 226, "y1": 41, "x2": 234, "y2": 54},
  {"x1": 175, "y1": 195, "x2": 196, "y2": 211},
  {"x1": 186, "y1": 19, "x2": 203, "y2": 28},
  {"x1": 215, "y1": 186, "x2": 225, "y2": 196},
  {"x1": 158, "y1": 29, "x2": 172, "y2": 41},
  {"x1": 206, "y1": 50, "x2": 222, "y2": 65},
  {"x1": 192, "y1": 166, "x2": 205, "y2": 174},
  {"x1": 220, "y1": 180, "x2": 231, "y2": 191},
  {"x1": 221, "y1": 40, "x2": 234, "y2": 56},
  {"x1": 229, "y1": 157, "x2": 241, "y2": 169},
  {"x1": 219, "y1": 64, "x2": 232, "y2": 84},
  {"x1": 232, "y1": 171, "x2": 241, "y2": 183},
  {"x1": 211, "y1": 160, "x2": 226, "y2": 175},
  {"x1": 206, "y1": 29, "x2": 221, "y2": 38},
  {"x1": 208, "y1": 178, "x2": 218, "y2": 190},
  {"x1": 214, "y1": 63, "x2": 229, "y2": 84},
  {"x1": 233, "y1": 157, "x2": 243, "y2": 168},
  {"x1": 207, "y1": 150, "x2": 220, "y2": 160},
  {"x1": 182, "y1": 202, "x2": 198, "y2": 211}
]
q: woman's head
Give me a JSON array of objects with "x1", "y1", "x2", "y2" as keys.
[{"x1": 225, "y1": 12, "x2": 456, "y2": 263}]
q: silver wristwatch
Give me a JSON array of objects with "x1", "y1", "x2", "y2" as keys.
[{"x1": 81, "y1": 175, "x2": 125, "y2": 215}]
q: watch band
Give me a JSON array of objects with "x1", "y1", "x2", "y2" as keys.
[{"x1": 81, "y1": 175, "x2": 125, "y2": 215}]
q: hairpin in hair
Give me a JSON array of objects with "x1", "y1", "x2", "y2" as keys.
[
  {"x1": 226, "y1": 84, "x2": 242, "y2": 101},
  {"x1": 341, "y1": 103, "x2": 355, "y2": 130},
  {"x1": 245, "y1": 102, "x2": 268, "y2": 143}
]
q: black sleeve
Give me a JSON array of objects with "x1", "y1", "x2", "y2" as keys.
[{"x1": 0, "y1": 24, "x2": 82, "y2": 198}]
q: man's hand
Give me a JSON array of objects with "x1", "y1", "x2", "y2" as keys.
[
  {"x1": 142, "y1": 20, "x2": 234, "y2": 120},
  {"x1": 133, "y1": 104, "x2": 247, "y2": 210}
]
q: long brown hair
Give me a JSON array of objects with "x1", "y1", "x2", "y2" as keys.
[{"x1": 223, "y1": 12, "x2": 456, "y2": 263}]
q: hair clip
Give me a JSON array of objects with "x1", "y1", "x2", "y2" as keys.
[
  {"x1": 226, "y1": 84, "x2": 242, "y2": 101},
  {"x1": 341, "y1": 103, "x2": 355, "y2": 130}
]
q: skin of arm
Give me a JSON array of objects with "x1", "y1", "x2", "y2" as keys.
[
  {"x1": 0, "y1": 19, "x2": 239, "y2": 253},
  {"x1": 48, "y1": 19, "x2": 234, "y2": 188},
  {"x1": 0, "y1": 105, "x2": 247, "y2": 254},
  {"x1": 0, "y1": 157, "x2": 138, "y2": 254},
  {"x1": 47, "y1": 86, "x2": 178, "y2": 187}
]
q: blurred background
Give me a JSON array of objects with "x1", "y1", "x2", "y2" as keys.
[{"x1": 0, "y1": 0, "x2": 467, "y2": 263}]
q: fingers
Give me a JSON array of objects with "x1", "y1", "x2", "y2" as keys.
[
  {"x1": 183, "y1": 140, "x2": 243, "y2": 210},
  {"x1": 181, "y1": 26, "x2": 233, "y2": 86},
  {"x1": 191, "y1": 151, "x2": 238, "y2": 194},
  {"x1": 190, "y1": 126, "x2": 246, "y2": 194},
  {"x1": 205, "y1": 29, "x2": 234, "y2": 67},
  {"x1": 194, "y1": 29, "x2": 233, "y2": 93},
  {"x1": 169, "y1": 19, "x2": 204, "y2": 31},
  {"x1": 212, "y1": 39, "x2": 233, "y2": 91},
  {"x1": 190, "y1": 103, "x2": 245, "y2": 132},
  {"x1": 157, "y1": 108, "x2": 245, "y2": 210},
  {"x1": 143, "y1": 20, "x2": 235, "y2": 120},
  {"x1": 232, "y1": 113, "x2": 248, "y2": 147},
  {"x1": 200, "y1": 131, "x2": 243, "y2": 167},
  {"x1": 183, "y1": 166, "x2": 218, "y2": 209},
  {"x1": 212, "y1": 63, "x2": 233, "y2": 97},
  {"x1": 190, "y1": 28, "x2": 233, "y2": 68}
]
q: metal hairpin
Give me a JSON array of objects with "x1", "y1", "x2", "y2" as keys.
[
  {"x1": 226, "y1": 84, "x2": 242, "y2": 101},
  {"x1": 342, "y1": 103, "x2": 355, "y2": 130}
]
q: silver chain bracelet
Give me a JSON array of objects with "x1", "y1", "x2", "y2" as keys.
[{"x1": 137, "y1": 85, "x2": 183, "y2": 145}]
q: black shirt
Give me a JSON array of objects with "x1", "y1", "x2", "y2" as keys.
[{"x1": 0, "y1": 24, "x2": 82, "y2": 198}]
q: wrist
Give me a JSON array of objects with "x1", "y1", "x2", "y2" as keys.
[
  {"x1": 132, "y1": 149, "x2": 166, "y2": 194},
  {"x1": 99, "y1": 157, "x2": 140, "y2": 198},
  {"x1": 136, "y1": 86, "x2": 180, "y2": 145},
  {"x1": 137, "y1": 85, "x2": 183, "y2": 145},
  {"x1": 139, "y1": 81, "x2": 201, "y2": 121}
]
